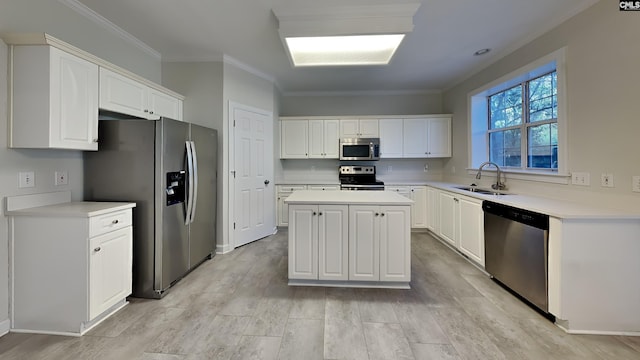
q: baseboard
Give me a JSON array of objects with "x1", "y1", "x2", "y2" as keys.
[
  {"x1": 0, "y1": 318, "x2": 10, "y2": 337},
  {"x1": 216, "y1": 243, "x2": 234, "y2": 254}
]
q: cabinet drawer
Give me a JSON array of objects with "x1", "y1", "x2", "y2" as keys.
[
  {"x1": 89, "y1": 209, "x2": 132, "y2": 237},
  {"x1": 277, "y1": 185, "x2": 307, "y2": 193},
  {"x1": 308, "y1": 185, "x2": 339, "y2": 191}
]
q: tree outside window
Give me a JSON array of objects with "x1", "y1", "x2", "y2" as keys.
[{"x1": 488, "y1": 71, "x2": 557, "y2": 170}]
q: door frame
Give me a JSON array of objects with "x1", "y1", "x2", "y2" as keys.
[{"x1": 228, "y1": 101, "x2": 275, "y2": 250}]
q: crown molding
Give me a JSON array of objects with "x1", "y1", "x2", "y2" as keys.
[
  {"x1": 282, "y1": 89, "x2": 441, "y2": 97},
  {"x1": 223, "y1": 54, "x2": 278, "y2": 85},
  {"x1": 58, "y1": 0, "x2": 161, "y2": 60}
]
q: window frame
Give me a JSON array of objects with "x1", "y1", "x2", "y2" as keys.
[{"x1": 468, "y1": 47, "x2": 569, "y2": 184}]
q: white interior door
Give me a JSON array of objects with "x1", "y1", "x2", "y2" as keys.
[{"x1": 233, "y1": 105, "x2": 274, "y2": 248}]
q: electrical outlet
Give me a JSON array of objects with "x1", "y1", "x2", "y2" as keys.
[
  {"x1": 601, "y1": 173, "x2": 614, "y2": 188},
  {"x1": 55, "y1": 171, "x2": 68, "y2": 186},
  {"x1": 632, "y1": 176, "x2": 640, "y2": 193},
  {"x1": 18, "y1": 171, "x2": 35, "y2": 188},
  {"x1": 571, "y1": 172, "x2": 590, "y2": 186},
  {"x1": 424, "y1": 163, "x2": 429, "y2": 172}
]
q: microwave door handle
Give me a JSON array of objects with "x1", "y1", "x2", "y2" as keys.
[{"x1": 370, "y1": 143, "x2": 374, "y2": 159}]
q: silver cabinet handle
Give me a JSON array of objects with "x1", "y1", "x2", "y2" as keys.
[
  {"x1": 112, "y1": 219, "x2": 119, "y2": 224},
  {"x1": 381, "y1": 213, "x2": 385, "y2": 217},
  {"x1": 313, "y1": 212, "x2": 317, "y2": 216},
  {"x1": 94, "y1": 247, "x2": 101, "y2": 252},
  {"x1": 144, "y1": 109, "x2": 149, "y2": 113},
  {"x1": 264, "y1": 180, "x2": 270, "y2": 185},
  {"x1": 318, "y1": 212, "x2": 323, "y2": 216},
  {"x1": 149, "y1": 111, "x2": 154, "y2": 114},
  {"x1": 375, "y1": 213, "x2": 379, "y2": 216}
]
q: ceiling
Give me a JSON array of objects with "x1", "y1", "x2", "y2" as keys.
[{"x1": 74, "y1": 0, "x2": 598, "y2": 94}]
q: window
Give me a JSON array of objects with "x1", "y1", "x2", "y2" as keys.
[
  {"x1": 488, "y1": 71, "x2": 557, "y2": 169},
  {"x1": 469, "y1": 48, "x2": 567, "y2": 183}
]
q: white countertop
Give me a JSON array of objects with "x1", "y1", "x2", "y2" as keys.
[
  {"x1": 285, "y1": 190, "x2": 413, "y2": 205},
  {"x1": 6, "y1": 201, "x2": 136, "y2": 217},
  {"x1": 427, "y1": 182, "x2": 640, "y2": 220}
]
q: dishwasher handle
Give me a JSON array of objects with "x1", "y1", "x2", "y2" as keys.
[{"x1": 482, "y1": 201, "x2": 549, "y2": 230}]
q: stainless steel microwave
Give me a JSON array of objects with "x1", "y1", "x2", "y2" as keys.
[{"x1": 339, "y1": 138, "x2": 380, "y2": 161}]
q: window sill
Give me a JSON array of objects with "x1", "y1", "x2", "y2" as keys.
[{"x1": 466, "y1": 168, "x2": 570, "y2": 185}]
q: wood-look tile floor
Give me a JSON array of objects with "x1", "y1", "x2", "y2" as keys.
[{"x1": 1, "y1": 231, "x2": 639, "y2": 359}]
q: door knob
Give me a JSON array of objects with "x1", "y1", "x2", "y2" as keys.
[{"x1": 264, "y1": 180, "x2": 270, "y2": 185}]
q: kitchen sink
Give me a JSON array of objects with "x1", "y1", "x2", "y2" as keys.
[{"x1": 454, "y1": 186, "x2": 510, "y2": 196}]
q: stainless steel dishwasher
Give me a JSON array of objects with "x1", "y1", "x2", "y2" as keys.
[{"x1": 483, "y1": 201, "x2": 550, "y2": 313}]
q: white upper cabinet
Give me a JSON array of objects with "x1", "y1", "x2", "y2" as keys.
[
  {"x1": 100, "y1": 68, "x2": 183, "y2": 121},
  {"x1": 281, "y1": 118, "x2": 339, "y2": 159},
  {"x1": 340, "y1": 119, "x2": 379, "y2": 138},
  {"x1": 10, "y1": 45, "x2": 99, "y2": 150},
  {"x1": 280, "y1": 119, "x2": 309, "y2": 158},
  {"x1": 379, "y1": 118, "x2": 404, "y2": 158},
  {"x1": 403, "y1": 116, "x2": 451, "y2": 158},
  {"x1": 309, "y1": 119, "x2": 339, "y2": 158}
]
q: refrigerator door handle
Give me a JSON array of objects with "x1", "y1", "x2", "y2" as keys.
[
  {"x1": 185, "y1": 141, "x2": 195, "y2": 225},
  {"x1": 189, "y1": 140, "x2": 199, "y2": 224}
]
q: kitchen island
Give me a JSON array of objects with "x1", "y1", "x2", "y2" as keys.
[{"x1": 285, "y1": 190, "x2": 413, "y2": 288}]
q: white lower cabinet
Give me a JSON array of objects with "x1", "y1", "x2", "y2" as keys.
[
  {"x1": 9, "y1": 202, "x2": 135, "y2": 335},
  {"x1": 433, "y1": 187, "x2": 485, "y2": 267},
  {"x1": 456, "y1": 196, "x2": 484, "y2": 266},
  {"x1": 288, "y1": 204, "x2": 348, "y2": 280},
  {"x1": 386, "y1": 185, "x2": 428, "y2": 228},
  {"x1": 276, "y1": 185, "x2": 307, "y2": 226},
  {"x1": 289, "y1": 203, "x2": 410, "y2": 285},
  {"x1": 426, "y1": 187, "x2": 439, "y2": 232}
]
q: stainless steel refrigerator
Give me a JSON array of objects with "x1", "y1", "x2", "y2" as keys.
[{"x1": 84, "y1": 117, "x2": 217, "y2": 298}]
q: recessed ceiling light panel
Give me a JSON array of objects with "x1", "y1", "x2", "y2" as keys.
[{"x1": 286, "y1": 34, "x2": 405, "y2": 66}]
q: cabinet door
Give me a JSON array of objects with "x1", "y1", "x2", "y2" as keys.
[
  {"x1": 281, "y1": 120, "x2": 308, "y2": 158},
  {"x1": 349, "y1": 206, "x2": 379, "y2": 281},
  {"x1": 148, "y1": 89, "x2": 182, "y2": 121},
  {"x1": 426, "y1": 117, "x2": 451, "y2": 157},
  {"x1": 277, "y1": 194, "x2": 289, "y2": 226},
  {"x1": 358, "y1": 119, "x2": 379, "y2": 137},
  {"x1": 410, "y1": 186, "x2": 428, "y2": 228},
  {"x1": 288, "y1": 205, "x2": 318, "y2": 279},
  {"x1": 379, "y1": 118, "x2": 403, "y2": 158},
  {"x1": 339, "y1": 119, "x2": 360, "y2": 138},
  {"x1": 438, "y1": 192, "x2": 457, "y2": 247},
  {"x1": 51, "y1": 48, "x2": 99, "y2": 150},
  {"x1": 457, "y1": 196, "x2": 485, "y2": 266},
  {"x1": 323, "y1": 120, "x2": 340, "y2": 158},
  {"x1": 89, "y1": 226, "x2": 132, "y2": 320},
  {"x1": 426, "y1": 187, "x2": 439, "y2": 232},
  {"x1": 318, "y1": 205, "x2": 349, "y2": 280},
  {"x1": 308, "y1": 119, "x2": 325, "y2": 158},
  {"x1": 99, "y1": 68, "x2": 149, "y2": 119},
  {"x1": 402, "y1": 118, "x2": 428, "y2": 157},
  {"x1": 379, "y1": 206, "x2": 411, "y2": 282}
]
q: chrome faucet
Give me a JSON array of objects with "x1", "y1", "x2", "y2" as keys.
[{"x1": 476, "y1": 161, "x2": 506, "y2": 190}]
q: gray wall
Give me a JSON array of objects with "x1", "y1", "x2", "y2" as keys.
[
  {"x1": 442, "y1": 0, "x2": 640, "y2": 211},
  {"x1": 0, "y1": 0, "x2": 162, "y2": 82},
  {"x1": 280, "y1": 92, "x2": 442, "y2": 116},
  {"x1": 221, "y1": 63, "x2": 277, "y2": 253},
  {"x1": 0, "y1": 1, "x2": 163, "y2": 333}
]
